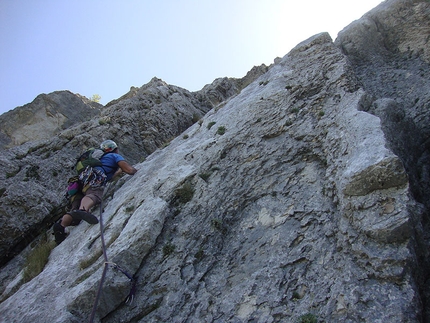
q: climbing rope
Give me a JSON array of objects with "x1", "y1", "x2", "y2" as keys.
[{"x1": 88, "y1": 190, "x2": 136, "y2": 323}]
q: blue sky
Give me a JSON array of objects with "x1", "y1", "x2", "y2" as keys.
[{"x1": 0, "y1": 0, "x2": 383, "y2": 115}]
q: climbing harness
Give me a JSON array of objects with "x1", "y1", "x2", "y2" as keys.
[{"x1": 88, "y1": 190, "x2": 137, "y2": 323}]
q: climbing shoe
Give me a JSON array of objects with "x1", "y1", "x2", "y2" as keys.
[
  {"x1": 70, "y1": 210, "x2": 99, "y2": 224},
  {"x1": 53, "y1": 222, "x2": 67, "y2": 245}
]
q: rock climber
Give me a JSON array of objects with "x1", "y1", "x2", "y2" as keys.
[{"x1": 53, "y1": 139, "x2": 137, "y2": 244}]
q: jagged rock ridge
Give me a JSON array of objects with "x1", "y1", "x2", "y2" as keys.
[
  {"x1": 0, "y1": 90, "x2": 102, "y2": 149},
  {"x1": 0, "y1": 0, "x2": 429, "y2": 322},
  {"x1": 0, "y1": 68, "x2": 267, "y2": 268}
]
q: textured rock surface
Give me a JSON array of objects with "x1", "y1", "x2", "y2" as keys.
[
  {"x1": 336, "y1": 1, "x2": 430, "y2": 319},
  {"x1": 0, "y1": 90, "x2": 102, "y2": 149},
  {"x1": 0, "y1": 0, "x2": 429, "y2": 322},
  {"x1": 0, "y1": 70, "x2": 266, "y2": 268}
]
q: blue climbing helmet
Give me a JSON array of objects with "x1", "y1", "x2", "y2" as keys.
[{"x1": 100, "y1": 140, "x2": 118, "y2": 153}]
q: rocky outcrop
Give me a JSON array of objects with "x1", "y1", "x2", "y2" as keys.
[
  {"x1": 0, "y1": 90, "x2": 102, "y2": 149},
  {"x1": 0, "y1": 0, "x2": 430, "y2": 322},
  {"x1": 201, "y1": 64, "x2": 270, "y2": 106},
  {"x1": 336, "y1": 1, "x2": 430, "y2": 319},
  {"x1": 336, "y1": 0, "x2": 430, "y2": 208},
  {"x1": 0, "y1": 71, "x2": 266, "y2": 268}
]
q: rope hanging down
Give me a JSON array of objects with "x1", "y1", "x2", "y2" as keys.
[{"x1": 88, "y1": 191, "x2": 136, "y2": 323}]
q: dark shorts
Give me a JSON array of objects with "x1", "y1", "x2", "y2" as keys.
[
  {"x1": 84, "y1": 187, "x2": 104, "y2": 205},
  {"x1": 71, "y1": 187, "x2": 103, "y2": 209},
  {"x1": 69, "y1": 187, "x2": 104, "y2": 225}
]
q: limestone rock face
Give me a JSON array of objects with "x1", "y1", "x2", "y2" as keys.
[
  {"x1": 0, "y1": 90, "x2": 102, "y2": 149},
  {"x1": 0, "y1": 71, "x2": 265, "y2": 268},
  {"x1": 0, "y1": 0, "x2": 430, "y2": 322},
  {"x1": 336, "y1": 0, "x2": 430, "y2": 213},
  {"x1": 336, "y1": 3, "x2": 430, "y2": 316}
]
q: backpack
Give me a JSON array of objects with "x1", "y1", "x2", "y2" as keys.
[
  {"x1": 75, "y1": 148, "x2": 106, "y2": 174},
  {"x1": 75, "y1": 148, "x2": 108, "y2": 191},
  {"x1": 66, "y1": 176, "x2": 80, "y2": 196}
]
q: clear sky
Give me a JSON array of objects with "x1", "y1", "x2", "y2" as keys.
[{"x1": 0, "y1": 0, "x2": 383, "y2": 115}]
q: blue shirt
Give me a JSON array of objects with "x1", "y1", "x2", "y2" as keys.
[{"x1": 94, "y1": 153, "x2": 125, "y2": 181}]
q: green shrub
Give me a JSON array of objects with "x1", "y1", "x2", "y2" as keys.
[
  {"x1": 199, "y1": 172, "x2": 211, "y2": 182},
  {"x1": 174, "y1": 182, "x2": 195, "y2": 204},
  {"x1": 125, "y1": 205, "x2": 135, "y2": 213},
  {"x1": 211, "y1": 218, "x2": 222, "y2": 230},
  {"x1": 207, "y1": 121, "x2": 216, "y2": 129},
  {"x1": 91, "y1": 94, "x2": 101, "y2": 103},
  {"x1": 98, "y1": 117, "x2": 112, "y2": 125},
  {"x1": 6, "y1": 170, "x2": 19, "y2": 178},
  {"x1": 23, "y1": 238, "x2": 55, "y2": 282},
  {"x1": 217, "y1": 126, "x2": 226, "y2": 135},
  {"x1": 292, "y1": 291, "x2": 301, "y2": 300},
  {"x1": 163, "y1": 242, "x2": 176, "y2": 257},
  {"x1": 26, "y1": 165, "x2": 40, "y2": 180},
  {"x1": 192, "y1": 114, "x2": 200, "y2": 123},
  {"x1": 298, "y1": 313, "x2": 317, "y2": 323},
  {"x1": 194, "y1": 247, "x2": 205, "y2": 261},
  {"x1": 211, "y1": 218, "x2": 226, "y2": 234},
  {"x1": 161, "y1": 140, "x2": 171, "y2": 148}
]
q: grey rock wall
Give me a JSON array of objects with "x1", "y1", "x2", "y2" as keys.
[
  {"x1": 0, "y1": 90, "x2": 102, "y2": 149},
  {"x1": 336, "y1": 1, "x2": 430, "y2": 319},
  {"x1": 0, "y1": 0, "x2": 429, "y2": 322},
  {"x1": 0, "y1": 68, "x2": 265, "y2": 268}
]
